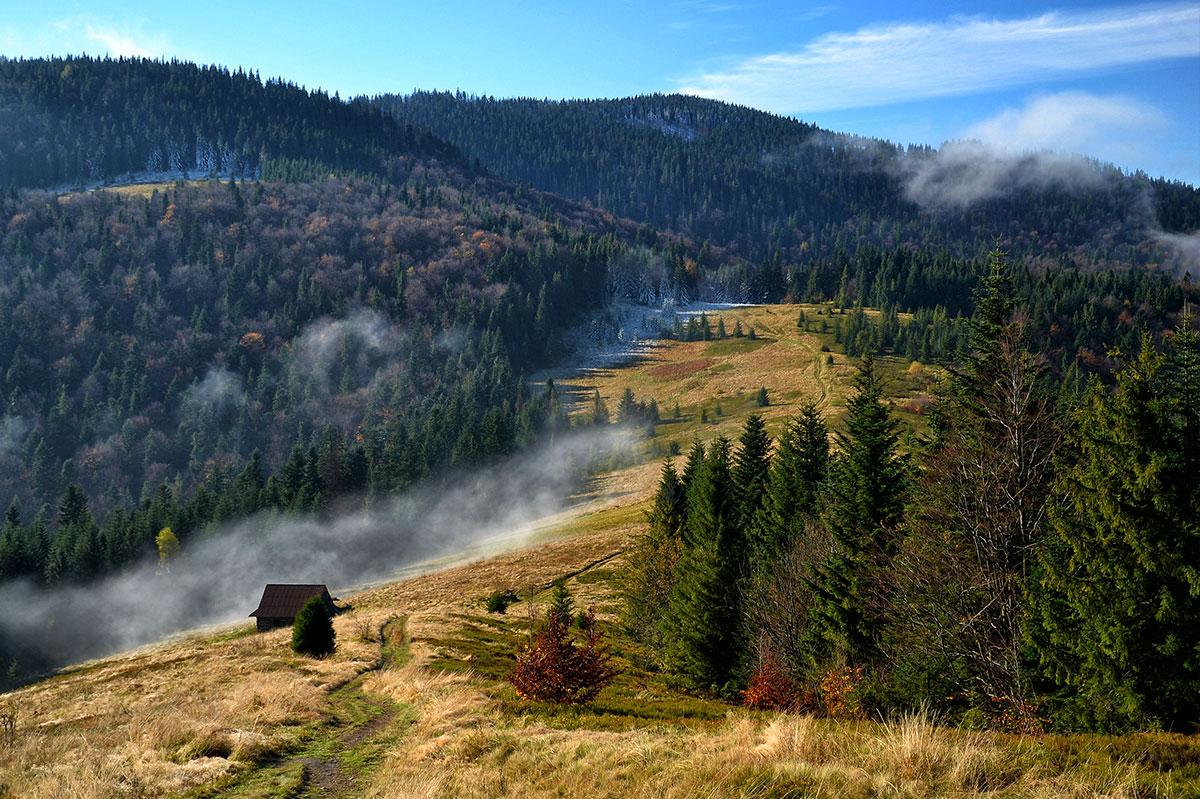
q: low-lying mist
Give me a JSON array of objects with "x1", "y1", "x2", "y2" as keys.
[{"x1": 0, "y1": 426, "x2": 634, "y2": 670}]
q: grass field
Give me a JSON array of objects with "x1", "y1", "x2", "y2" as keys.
[{"x1": 2, "y1": 305, "x2": 1196, "y2": 798}]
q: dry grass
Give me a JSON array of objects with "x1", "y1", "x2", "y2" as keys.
[
  {"x1": 0, "y1": 310, "x2": 1187, "y2": 798},
  {"x1": 358, "y1": 697, "x2": 1151, "y2": 799}
]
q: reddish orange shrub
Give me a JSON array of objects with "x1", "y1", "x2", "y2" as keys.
[
  {"x1": 510, "y1": 608, "x2": 619, "y2": 705},
  {"x1": 742, "y1": 653, "x2": 815, "y2": 712}
]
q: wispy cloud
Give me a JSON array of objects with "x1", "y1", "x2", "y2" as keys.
[
  {"x1": 83, "y1": 23, "x2": 165, "y2": 58},
  {"x1": 897, "y1": 91, "x2": 1168, "y2": 208},
  {"x1": 0, "y1": 15, "x2": 172, "y2": 59},
  {"x1": 678, "y1": 3, "x2": 1200, "y2": 113}
]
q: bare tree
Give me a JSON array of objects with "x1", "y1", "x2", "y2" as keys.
[{"x1": 891, "y1": 317, "x2": 1059, "y2": 705}]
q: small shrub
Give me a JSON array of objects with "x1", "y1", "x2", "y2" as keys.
[
  {"x1": 485, "y1": 589, "x2": 520, "y2": 614},
  {"x1": 291, "y1": 596, "x2": 336, "y2": 658},
  {"x1": 820, "y1": 344, "x2": 831, "y2": 352},
  {"x1": 961, "y1": 695, "x2": 1044, "y2": 734},
  {"x1": 352, "y1": 616, "x2": 376, "y2": 643},
  {"x1": 755, "y1": 386, "x2": 770, "y2": 407},
  {"x1": 819, "y1": 665, "x2": 866, "y2": 719},
  {"x1": 742, "y1": 654, "x2": 815, "y2": 712},
  {"x1": 510, "y1": 606, "x2": 619, "y2": 704}
]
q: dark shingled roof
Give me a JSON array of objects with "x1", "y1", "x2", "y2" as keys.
[{"x1": 249, "y1": 584, "x2": 333, "y2": 619}]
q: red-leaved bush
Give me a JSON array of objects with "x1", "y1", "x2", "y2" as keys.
[
  {"x1": 510, "y1": 607, "x2": 619, "y2": 704},
  {"x1": 742, "y1": 653, "x2": 816, "y2": 712}
]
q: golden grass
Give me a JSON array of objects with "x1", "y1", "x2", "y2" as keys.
[{"x1": 0, "y1": 308, "x2": 1185, "y2": 798}]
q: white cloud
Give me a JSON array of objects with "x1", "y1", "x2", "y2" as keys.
[
  {"x1": 678, "y1": 3, "x2": 1200, "y2": 113},
  {"x1": 898, "y1": 91, "x2": 1173, "y2": 209},
  {"x1": 962, "y1": 91, "x2": 1169, "y2": 157},
  {"x1": 1154, "y1": 230, "x2": 1200, "y2": 275},
  {"x1": 84, "y1": 23, "x2": 164, "y2": 58},
  {"x1": 0, "y1": 15, "x2": 171, "y2": 59}
]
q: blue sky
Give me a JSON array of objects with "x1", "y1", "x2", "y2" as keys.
[{"x1": 1, "y1": 1, "x2": 1198, "y2": 183}]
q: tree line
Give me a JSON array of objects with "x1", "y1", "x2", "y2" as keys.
[
  {"x1": 622, "y1": 253, "x2": 1199, "y2": 733},
  {"x1": 0, "y1": 56, "x2": 461, "y2": 189}
]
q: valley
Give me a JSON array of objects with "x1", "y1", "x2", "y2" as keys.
[
  {"x1": 0, "y1": 50, "x2": 1197, "y2": 799},
  {"x1": 2, "y1": 309, "x2": 1195, "y2": 798}
]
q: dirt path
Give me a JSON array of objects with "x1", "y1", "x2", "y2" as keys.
[{"x1": 194, "y1": 617, "x2": 412, "y2": 799}]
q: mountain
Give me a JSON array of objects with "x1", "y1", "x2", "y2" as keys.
[
  {"x1": 0, "y1": 56, "x2": 460, "y2": 188},
  {"x1": 0, "y1": 58, "x2": 722, "y2": 610},
  {"x1": 377, "y1": 91, "x2": 1200, "y2": 278},
  {"x1": 0, "y1": 57, "x2": 1195, "y2": 683}
]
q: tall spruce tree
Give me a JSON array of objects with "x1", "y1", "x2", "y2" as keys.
[
  {"x1": 732, "y1": 414, "x2": 772, "y2": 535},
  {"x1": 749, "y1": 404, "x2": 829, "y2": 580},
  {"x1": 623, "y1": 459, "x2": 686, "y2": 646},
  {"x1": 1032, "y1": 326, "x2": 1200, "y2": 731},
  {"x1": 679, "y1": 440, "x2": 706, "y2": 500},
  {"x1": 663, "y1": 437, "x2": 745, "y2": 692},
  {"x1": 811, "y1": 354, "x2": 907, "y2": 665}
]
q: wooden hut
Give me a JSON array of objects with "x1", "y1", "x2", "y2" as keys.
[{"x1": 249, "y1": 584, "x2": 335, "y2": 632}]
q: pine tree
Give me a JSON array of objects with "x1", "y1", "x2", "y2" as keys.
[
  {"x1": 893, "y1": 255, "x2": 1058, "y2": 708},
  {"x1": 663, "y1": 438, "x2": 745, "y2": 692},
  {"x1": 622, "y1": 459, "x2": 685, "y2": 645},
  {"x1": 732, "y1": 415, "x2": 771, "y2": 534},
  {"x1": 679, "y1": 440, "x2": 705, "y2": 499},
  {"x1": 749, "y1": 404, "x2": 828, "y2": 580},
  {"x1": 590, "y1": 390, "x2": 609, "y2": 425},
  {"x1": 549, "y1": 580, "x2": 576, "y2": 624},
  {"x1": 617, "y1": 387, "x2": 637, "y2": 424},
  {"x1": 292, "y1": 596, "x2": 337, "y2": 657},
  {"x1": 1032, "y1": 327, "x2": 1200, "y2": 731},
  {"x1": 811, "y1": 354, "x2": 907, "y2": 665}
]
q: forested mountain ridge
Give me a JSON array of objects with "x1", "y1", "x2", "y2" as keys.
[
  {"x1": 0, "y1": 56, "x2": 461, "y2": 188},
  {"x1": 377, "y1": 91, "x2": 1200, "y2": 278},
  {"x1": 0, "y1": 58, "x2": 746, "y2": 610}
]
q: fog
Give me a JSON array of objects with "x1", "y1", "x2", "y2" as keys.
[
  {"x1": 1153, "y1": 230, "x2": 1200, "y2": 278},
  {"x1": 899, "y1": 140, "x2": 1111, "y2": 210},
  {"x1": 0, "y1": 426, "x2": 633, "y2": 669}
]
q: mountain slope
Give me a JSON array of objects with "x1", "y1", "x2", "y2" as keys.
[
  {"x1": 0, "y1": 56, "x2": 460, "y2": 188},
  {"x1": 377, "y1": 92, "x2": 1200, "y2": 278},
  {"x1": 4, "y1": 324, "x2": 1197, "y2": 798},
  {"x1": 0, "y1": 59, "x2": 735, "y2": 681}
]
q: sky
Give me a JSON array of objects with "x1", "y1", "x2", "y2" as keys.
[{"x1": 1, "y1": 1, "x2": 1197, "y2": 183}]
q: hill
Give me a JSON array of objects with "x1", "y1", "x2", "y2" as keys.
[
  {"x1": 378, "y1": 92, "x2": 1200, "y2": 285},
  {"x1": 2, "y1": 312, "x2": 1196, "y2": 798},
  {"x1": 0, "y1": 58, "x2": 761, "y2": 684},
  {"x1": 0, "y1": 56, "x2": 460, "y2": 189}
]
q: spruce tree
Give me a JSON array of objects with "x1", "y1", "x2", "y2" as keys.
[
  {"x1": 663, "y1": 438, "x2": 745, "y2": 693},
  {"x1": 679, "y1": 440, "x2": 706, "y2": 500},
  {"x1": 292, "y1": 596, "x2": 337, "y2": 657},
  {"x1": 811, "y1": 354, "x2": 907, "y2": 665},
  {"x1": 590, "y1": 390, "x2": 609, "y2": 425},
  {"x1": 1032, "y1": 327, "x2": 1200, "y2": 731},
  {"x1": 732, "y1": 414, "x2": 771, "y2": 534},
  {"x1": 549, "y1": 580, "x2": 576, "y2": 624},
  {"x1": 622, "y1": 459, "x2": 685, "y2": 645},
  {"x1": 893, "y1": 255, "x2": 1058, "y2": 708},
  {"x1": 749, "y1": 404, "x2": 828, "y2": 580}
]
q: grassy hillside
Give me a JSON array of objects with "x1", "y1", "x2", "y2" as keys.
[{"x1": 1, "y1": 309, "x2": 1196, "y2": 798}]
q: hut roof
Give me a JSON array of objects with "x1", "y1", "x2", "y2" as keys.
[{"x1": 249, "y1": 584, "x2": 332, "y2": 619}]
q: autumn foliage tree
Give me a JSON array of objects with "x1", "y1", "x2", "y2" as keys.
[{"x1": 511, "y1": 600, "x2": 619, "y2": 705}]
